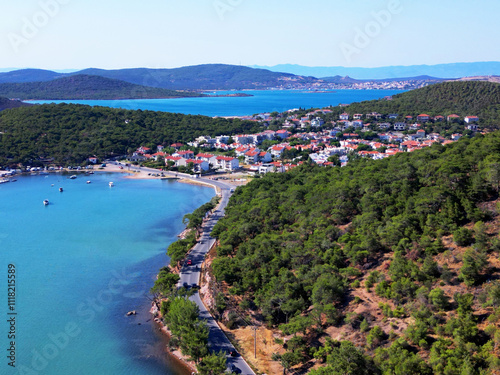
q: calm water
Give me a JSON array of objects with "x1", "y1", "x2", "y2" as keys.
[
  {"x1": 30, "y1": 89, "x2": 406, "y2": 116},
  {"x1": 1, "y1": 173, "x2": 214, "y2": 375}
]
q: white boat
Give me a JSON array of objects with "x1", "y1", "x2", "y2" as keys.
[
  {"x1": 43, "y1": 199, "x2": 49, "y2": 206},
  {"x1": 69, "y1": 175, "x2": 77, "y2": 179},
  {"x1": 86, "y1": 180, "x2": 91, "y2": 184},
  {"x1": 109, "y1": 182, "x2": 114, "y2": 187},
  {"x1": 59, "y1": 187, "x2": 63, "y2": 192},
  {"x1": 0, "y1": 179, "x2": 9, "y2": 184}
]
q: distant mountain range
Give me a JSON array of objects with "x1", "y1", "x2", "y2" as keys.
[
  {"x1": 0, "y1": 75, "x2": 204, "y2": 100},
  {"x1": 0, "y1": 64, "x2": 317, "y2": 91},
  {"x1": 0, "y1": 63, "x2": 498, "y2": 101},
  {"x1": 252, "y1": 62, "x2": 500, "y2": 79},
  {"x1": 321, "y1": 75, "x2": 445, "y2": 84}
]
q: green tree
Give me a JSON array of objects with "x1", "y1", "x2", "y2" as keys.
[
  {"x1": 375, "y1": 339, "x2": 431, "y2": 375},
  {"x1": 429, "y1": 288, "x2": 449, "y2": 310},
  {"x1": 279, "y1": 315, "x2": 313, "y2": 336},
  {"x1": 367, "y1": 326, "x2": 386, "y2": 349},
  {"x1": 150, "y1": 267, "x2": 180, "y2": 297},
  {"x1": 164, "y1": 297, "x2": 209, "y2": 363},
  {"x1": 453, "y1": 228, "x2": 474, "y2": 247},
  {"x1": 421, "y1": 255, "x2": 440, "y2": 279},
  {"x1": 311, "y1": 273, "x2": 346, "y2": 306},
  {"x1": 310, "y1": 341, "x2": 377, "y2": 375},
  {"x1": 459, "y1": 248, "x2": 487, "y2": 286}
]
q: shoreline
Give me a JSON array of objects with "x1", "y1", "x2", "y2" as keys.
[
  {"x1": 4, "y1": 166, "x2": 243, "y2": 373},
  {"x1": 150, "y1": 303, "x2": 199, "y2": 374}
]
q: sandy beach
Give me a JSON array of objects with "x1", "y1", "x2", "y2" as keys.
[
  {"x1": 1, "y1": 165, "x2": 251, "y2": 191},
  {"x1": 97, "y1": 164, "x2": 174, "y2": 180},
  {"x1": 99, "y1": 164, "x2": 251, "y2": 187}
]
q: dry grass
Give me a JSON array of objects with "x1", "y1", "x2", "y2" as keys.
[{"x1": 217, "y1": 323, "x2": 285, "y2": 375}]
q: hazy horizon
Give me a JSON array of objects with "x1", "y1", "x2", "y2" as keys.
[{"x1": 1, "y1": 61, "x2": 500, "y2": 75}]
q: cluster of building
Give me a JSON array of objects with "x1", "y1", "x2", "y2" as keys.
[
  {"x1": 305, "y1": 111, "x2": 480, "y2": 166},
  {"x1": 268, "y1": 78, "x2": 441, "y2": 91},
  {"x1": 335, "y1": 113, "x2": 479, "y2": 131},
  {"x1": 308, "y1": 130, "x2": 456, "y2": 166},
  {"x1": 122, "y1": 107, "x2": 481, "y2": 174},
  {"x1": 128, "y1": 145, "x2": 239, "y2": 172}
]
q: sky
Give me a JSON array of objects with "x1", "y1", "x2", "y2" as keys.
[{"x1": 1, "y1": 0, "x2": 499, "y2": 70}]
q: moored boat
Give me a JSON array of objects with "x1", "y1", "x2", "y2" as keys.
[
  {"x1": 109, "y1": 182, "x2": 114, "y2": 187},
  {"x1": 59, "y1": 187, "x2": 63, "y2": 192},
  {"x1": 69, "y1": 175, "x2": 77, "y2": 179},
  {"x1": 43, "y1": 199, "x2": 49, "y2": 206}
]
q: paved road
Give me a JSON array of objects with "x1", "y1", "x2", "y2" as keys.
[
  {"x1": 110, "y1": 162, "x2": 254, "y2": 374},
  {"x1": 178, "y1": 183, "x2": 254, "y2": 375}
]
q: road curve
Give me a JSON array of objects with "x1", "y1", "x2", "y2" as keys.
[
  {"x1": 178, "y1": 179, "x2": 255, "y2": 375},
  {"x1": 111, "y1": 163, "x2": 255, "y2": 374}
]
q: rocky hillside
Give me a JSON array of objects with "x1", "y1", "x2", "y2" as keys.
[{"x1": 209, "y1": 131, "x2": 500, "y2": 374}]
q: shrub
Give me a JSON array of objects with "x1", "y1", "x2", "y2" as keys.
[
  {"x1": 429, "y1": 288, "x2": 449, "y2": 310},
  {"x1": 453, "y1": 228, "x2": 474, "y2": 246},
  {"x1": 360, "y1": 318, "x2": 370, "y2": 332},
  {"x1": 367, "y1": 326, "x2": 385, "y2": 349}
]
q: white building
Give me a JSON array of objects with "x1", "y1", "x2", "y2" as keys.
[{"x1": 216, "y1": 156, "x2": 239, "y2": 171}]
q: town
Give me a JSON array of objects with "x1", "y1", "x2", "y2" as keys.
[
  {"x1": 274, "y1": 77, "x2": 443, "y2": 91},
  {"x1": 120, "y1": 107, "x2": 481, "y2": 176}
]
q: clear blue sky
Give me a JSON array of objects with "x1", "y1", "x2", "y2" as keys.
[{"x1": 1, "y1": 0, "x2": 499, "y2": 70}]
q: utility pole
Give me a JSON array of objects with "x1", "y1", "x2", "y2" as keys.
[{"x1": 252, "y1": 326, "x2": 258, "y2": 359}]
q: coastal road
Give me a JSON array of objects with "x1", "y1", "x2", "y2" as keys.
[
  {"x1": 110, "y1": 162, "x2": 254, "y2": 374},
  {"x1": 177, "y1": 183, "x2": 255, "y2": 375}
]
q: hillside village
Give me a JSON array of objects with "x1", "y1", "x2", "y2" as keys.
[{"x1": 123, "y1": 106, "x2": 482, "y2": 174}]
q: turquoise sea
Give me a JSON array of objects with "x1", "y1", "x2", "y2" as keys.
[
  {"x1": 1, "y1": 173, "x2": 214, "y2": 375},
  {"x1": 6, "y1": 89, "x2": 406, "y2": 374},
  {"x1": 30, "y1": 89, "x2": 406, "y2": 117}
]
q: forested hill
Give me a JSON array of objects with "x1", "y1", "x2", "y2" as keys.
[
  {"x1": 0, "y1": 75, "x2": 204, "y2": 100},
  {"x1": 0, "y1": 68, "x2": 61, "y2": 83},
  {"x1": 0, "y1": 97, "x2": 30, "y2": 111},
  {"x1": 0, "y1": 65, "x2": 318, "y2": 90},
  {"x1": 0, "y1": 104, "x2": 262, "y2": 165},
  {"x1": 211, "y1": 133, "x2": 500, "y2": 374},
  {"x1": 326, "y1": 81, "x2": 500, "y2": 127},
  {"x1": 75, "y1": 65, "x2": 318, "y2": 90}
]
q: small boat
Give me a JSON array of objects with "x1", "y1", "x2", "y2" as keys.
[
  {"x1": 43, "y1": 199, "x2": 49, "y2": 206},
  {"x1": 109, "y1": 182, "x2": 114, "y2": 187},
  {"x1": 59, "y1": 187, "x2": 63, "y2": 192},
  {"x1": 0, "y1": 179, "x2": 9, "y2": 184},
  {"x1": 86, "y1": 181, "x2": 91, "y2": 184},
  {"x1": 69, "y1": 175, "x2": 77, "y2": 179}
]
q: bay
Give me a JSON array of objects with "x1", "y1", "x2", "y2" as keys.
[
  {"x1": 30, "y1": 89, "x2": 406, "y2": 117},
  {"x1": 0, "y1": 173, "x2": 214, "y2": 375}
]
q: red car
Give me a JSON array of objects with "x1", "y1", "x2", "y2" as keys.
[{"x1": 187, "y1": 259, "x2": 192, "y2": 266}]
